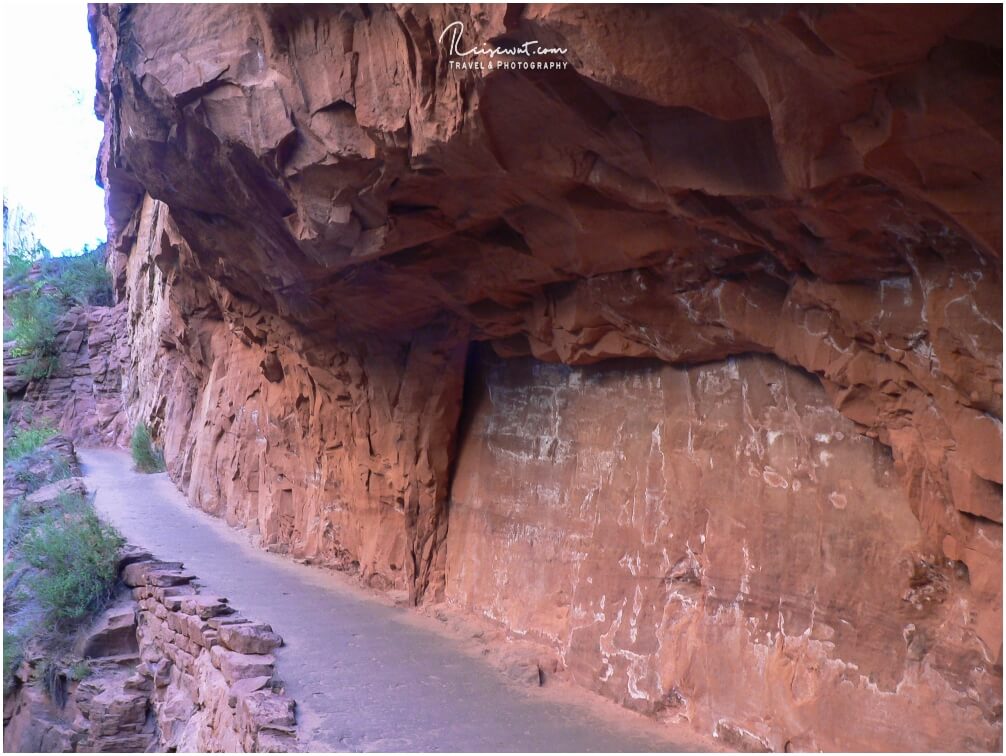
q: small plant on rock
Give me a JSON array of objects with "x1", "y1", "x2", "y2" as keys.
[
  {"x1": 2, "y1": 237, "x2": 48, "y2": 287},
  {"x1": 69, "y1": 660, "x2": 91, "y2": 681},
  {"x1": 4, "y1": 498, "x2": 25, "y2": 552},
  {"x1": 130, "y1": 422, "x2": 165, "y2": 473},
  {"x1": 39, "y1": 657, "x2": 67, "y2": 707}
]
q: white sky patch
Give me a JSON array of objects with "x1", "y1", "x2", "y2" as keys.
[{"x1": 1, "y1": 1, "x2": 106, "y2": 254}]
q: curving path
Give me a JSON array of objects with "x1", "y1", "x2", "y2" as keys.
[{"x1": 80, "y1": 447, "x2": 706, "y2": 753}]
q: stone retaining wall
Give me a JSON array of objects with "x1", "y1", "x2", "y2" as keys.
[{"x1": 121, "y1": 551, "x2": 297, "y2": 752}]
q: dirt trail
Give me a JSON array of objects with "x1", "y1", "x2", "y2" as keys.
[{"x1": 80, "y1": 447, "x2": 707, "y2": 753}]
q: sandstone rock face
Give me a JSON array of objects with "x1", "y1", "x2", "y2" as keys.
[
  {"x1": 7, "y1": 304, "x2": 130, "y2": 447},
  {"x1": 23, "y1": 477, "x2": 88, "y2": 515},
  {"x1": 79, "y1": 605, "x2": 140, "y2": 659},
  {"x1": 3, "y1": 344, "x2": 31, "y2": 395},
  {"x1": 3, "y1": 662, "x2": 157, "y2": 753},
  {"x1": 3, "y1": 590, "x2": 158, "y2": 753},
  {"x1": 4, "y1": 573, "x2": 294, "y2": 754},
  {"x1": 448, "y1": 349, "x2": 997, "y2": 750},
  {"x1": 90, "y1": 3, "x2": 1001, "y2": 750}
]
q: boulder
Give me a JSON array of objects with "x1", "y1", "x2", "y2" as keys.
[
  {"x1": 23, "y1": 477, "x2": 87, "y2": 514},
  {"x1": 209, "y1": 647, "x2": 276, "y2": 684},
  {"x1": 217, "y1": 622, "x2": 283, "y2": 655},
  {"x1": 237, "y1": 689, "x2": 296, "y2": 734},
  {"x1": 177, "y1": 595, "x2": 233, "y2": 620},
  {"x1": 79, "y1": 605, "x2": 138, "y2": 659},
  {"x1": 226, "y1": 675, "x2": 272, "y2": 708},
  {"x1": 121, "y1": 560, "x2": 184, "y2": 588}
]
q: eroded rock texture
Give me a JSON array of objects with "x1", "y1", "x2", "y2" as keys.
[
  {"x1": 450, "y1": 349, "x2": 996, "y2": 750},
  {"x1": 5, "y1": 305, "x2": 130, "y2": 446},
  {"x1": 90, "y1": 3, "x2": 1002, "y2": 749}
]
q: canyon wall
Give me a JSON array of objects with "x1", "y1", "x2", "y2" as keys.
[{"x1": 89, "y1": 3, "x2": 1002, "y2": 750}]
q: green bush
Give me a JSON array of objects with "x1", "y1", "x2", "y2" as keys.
[
  {"x1": 4, "y1": 245, "x2": 112, "y2": 383},
  {"x1": 6, "y1": 290, "x2": 61, "y2": 380},
  {"x1": 11, "y1": 458, "x2": 72, "y2": 496},
  {"x1": 4, "y1": 252, "x2": 35, "y2": 283},
  {"x1": 69, "y1": 660, "x2": 92, "y2": 681},
  {"x1": 50, "y1": 247, "x2": 113, "y2": 307},
  {"x1": 130, "y1": 423, "x2": 165, "y2": 473},
  {"x1": 5, "y1": 424, "x2": 57, "y2": 462},
  {"x1": 21, "y1": 505, "x2": 123, "y2": 627},
  {"x1": 3, "y1": 630, "x2": 24, "y2": 694}
]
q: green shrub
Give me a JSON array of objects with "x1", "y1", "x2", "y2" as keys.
[
  {"x1": 5, "y1": 291, "x2": 60, "y2": 380},
  {"x1": 50, "y1": 247, "x2": 113, "y2": 307},
  {"x1": 69, "y1": 660, "x2": 92, "y2": 681},
  {"x1": 5, "y1": 424, "x2": 58, "y2": 462},
  {"x1": 45, "y1": 457, "x2": 73, "y2": 484},
  {"x1": 4, "y1": 252, "x2": 35, "y2": 283},
  {"x1": 4, "y1": 560, "x2": 20, "y2": 582},
  {"x1": 4, "y1": 245, "x2": 112, "y2": 384},
  {"x1": 11, "y1": 457, "x2": 74, "y2": 492},
  {"x1": 18, "y1": 353, "x2": 59, "y2": 382},
  {"x1": 130, "y1": 423, "x2": 165, "y2": 473},
  {"x1": 21, "y1": 505, "x2": 123, "y2": 627},
  {"x1": 3, "y1": 630, "x2": 24, "y2": 694}
]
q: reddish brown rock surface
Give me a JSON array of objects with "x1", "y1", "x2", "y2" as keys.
[
  {"x1": 449, "y1": 349, "x2": 997, "y2": 751},
  {"x1": 89, "y1": 3, "x2": 1001, "y2": 750},
  {"x1": 5, "y1": 304, "x2": 130, "y2": 447}
]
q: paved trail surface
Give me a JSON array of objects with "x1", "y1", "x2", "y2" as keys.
[{"x1": 81, "y1": 447, "x2": 703, "y2": 753}]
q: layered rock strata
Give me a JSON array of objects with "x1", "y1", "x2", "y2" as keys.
[
  {"x1": 3, "y1": 629, "x2": 159, "y2": 752},
  {"x1": 89, "y1": 3, "x2": 1002, "y2": 750},
  {"x1": 1, "y1": 433, "x2": 80, "y2": 507}
]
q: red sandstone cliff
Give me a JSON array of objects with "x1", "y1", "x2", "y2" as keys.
[{"x1": 89, "y1": 4, "x2": 1001, "y2": 750}]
